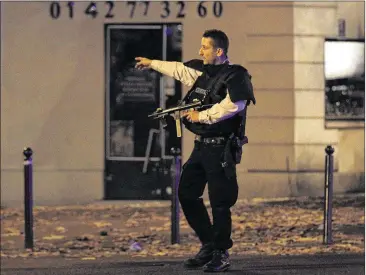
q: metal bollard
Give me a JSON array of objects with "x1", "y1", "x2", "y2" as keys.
[
  {"x1": 23, "y1": 147, "x2": 34, "y2": 250},
  {"x1": 323, "y1": 145, "x2": 334, "y2": 245},
  {"x1": 170, "y1": 147, "x2": 181, "y2": 244}
]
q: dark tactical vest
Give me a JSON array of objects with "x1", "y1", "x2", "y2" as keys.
[{"x1": 182, "y1": 59, "x2": 255, "y2": 138}]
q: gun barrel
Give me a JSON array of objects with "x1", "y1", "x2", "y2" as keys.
[{"x1": 148, "y1": 101, "x2": 202, "y2": 118}]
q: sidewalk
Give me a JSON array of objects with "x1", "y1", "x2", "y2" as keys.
[
  {"x1": 1, "y1": 253, "x2": 364, "y2": 275},
  {"x1": 1, "y1": 193, "x2": 364, "y2": 261}
]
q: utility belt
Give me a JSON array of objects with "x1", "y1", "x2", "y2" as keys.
[{"x1": 195, "y1": 133, "x2": 248, "y2": 179}]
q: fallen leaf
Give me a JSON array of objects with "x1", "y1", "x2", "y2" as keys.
[
  {"x1": 2, "y1": 228, "x2": 21, "y2": 237},
  {"x1": 153, "y1": 251, "x2": 167, "y2": 256},
  {"x1": 81, "y1": 257, "x2": 96, "y2": 260},
  {"x1": 2, "y1": 233, "x2": 20, "y2": 237},
  {"x1": 94, "y1": 222, "x2": 112, "y2": 228},
  {"x1": 43, "y1": 235, "x2": 65, "y2": 240},
  {"x1": 55, "y1": 226, "x2": 66, "y2": 233}
]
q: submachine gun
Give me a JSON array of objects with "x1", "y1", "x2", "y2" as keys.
[
  {"x1": 148, "y1": 99, "x2": 208, "y2": 245},
  {"x1": 148, "y1": 99, "x2": 211, "y2": 137}
]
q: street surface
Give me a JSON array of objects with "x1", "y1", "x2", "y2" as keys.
[{"x1": 1, "y1": 253, "x2": 364, "y2": 275}]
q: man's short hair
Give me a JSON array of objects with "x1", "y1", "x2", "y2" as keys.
[{"x1": 203, "y1": 29, "x2": 229, "y2": 55}]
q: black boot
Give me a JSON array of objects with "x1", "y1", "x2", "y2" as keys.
[
  {"x1": 183, "y1": 243, "x2": 214, "y2": 269},
  {"x1": 203, "y1": 249, "x2": 230, "y2": 272}
]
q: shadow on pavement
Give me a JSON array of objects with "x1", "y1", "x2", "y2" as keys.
[
  {"x1": 336, "y1": 224, "x2": 365, "y2": 235},
  {"x1": 261, "y1": 194, "x2": 365, "y2": 210}
]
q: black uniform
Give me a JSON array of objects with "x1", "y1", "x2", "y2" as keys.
[{"x1": 178, "y1": 59, "x2": 255, "y2": 250}]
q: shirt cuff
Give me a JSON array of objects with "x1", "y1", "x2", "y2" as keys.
[{"x1": 198, "y1": 110, "x2": 212, "y2": 124}]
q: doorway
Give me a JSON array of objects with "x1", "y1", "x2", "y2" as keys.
[{"x1": 104, "y1": 23, "x2": 183, "y2": 200}]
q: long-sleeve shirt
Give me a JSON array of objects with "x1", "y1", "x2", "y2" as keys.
[{"x1": 150, "y1": 60, "x2": 246, "y2": 124}]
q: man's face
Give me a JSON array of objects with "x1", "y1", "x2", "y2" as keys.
[{"x1": 199, "y1": 37, "x2": 221, "y2": 65}]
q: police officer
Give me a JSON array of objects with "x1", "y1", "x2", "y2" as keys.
[{"x1": 135, "y1": 29, "x2": 255, "y2": 272}]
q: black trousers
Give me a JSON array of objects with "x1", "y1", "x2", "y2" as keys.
[{"x1": 178, "y1": 140, "x2": 238, "y2": 250}]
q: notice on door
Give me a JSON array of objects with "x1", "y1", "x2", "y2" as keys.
[
  {"x1": 110, "y1": 120, "x2": 134, "y2": 157},
  {"x1": 117, "y1": 67, "x2": 159, "y2": 103}
]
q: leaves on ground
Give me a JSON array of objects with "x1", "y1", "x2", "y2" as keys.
[{"x1": 1, "y1": 194, "x2": 364, "y2": 259}]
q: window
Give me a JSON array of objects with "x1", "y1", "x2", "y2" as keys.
[{"x1": 324, "y1": 39, "x2": 365, "y2": 128}]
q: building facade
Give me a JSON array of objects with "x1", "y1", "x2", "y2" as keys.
[{"x1": 1, "y1": 1, "x2": 364, "y2": 207}]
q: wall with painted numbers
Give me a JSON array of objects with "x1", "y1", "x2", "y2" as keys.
[{"x1": 1, "y1": 1, "x2": 364, "y2": 206}]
